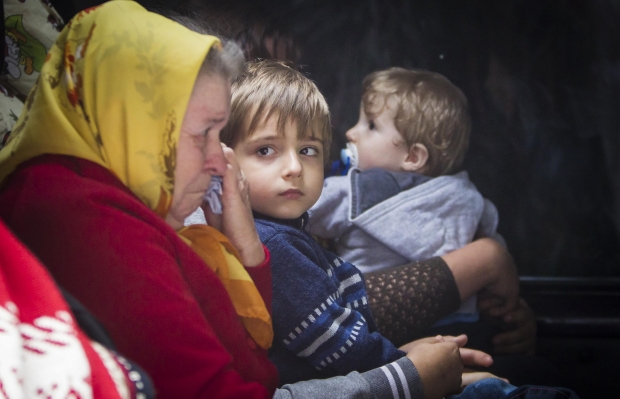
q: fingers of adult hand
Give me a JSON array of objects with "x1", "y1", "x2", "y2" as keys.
[
  {"x1": 503, "y1": 298, "x2": 535, "y2": 324},
  {"x1": 221, "y1": 149, "x2": 250, "y2": 205},
  {"x1": 459, "y1": 348, "x2": 493, "y2": 368},
  {"x1": 495, "y1": 316, "x2": 535, "y2": 341},
  {"x1": 486, "y1": 299, "x2": 519, "y2": 317},
  {"x1": 222, "y1": 146, "x2": 237, "y2": 167},
  {"x1": 477, "y1": 295, "x2": 503, "y2": 312},
  {"x1": 202, "y1": 202, "x2": 223, "y2": 231},
  {"x1": 493, "y1": 328, "x2": 536, "y2": 355},
  {"x1": 493, "y1": 337, "x2": 536, "y2": 355}
]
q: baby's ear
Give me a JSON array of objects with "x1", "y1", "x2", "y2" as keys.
[{"x1": 401, "y1": 143, "x2": 428, "y2": 172}]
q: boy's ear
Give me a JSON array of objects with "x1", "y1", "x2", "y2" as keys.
[{"x1": 401, "y1": 143, "x2": 428, "y2": 172}]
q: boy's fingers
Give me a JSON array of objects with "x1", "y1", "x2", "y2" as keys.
[
  {"x1": 459, "y1": 348, "x2": 493, "y2": 368},
  {"x1": 443, "y1": 334, "x2": 468, "y2": 347}
]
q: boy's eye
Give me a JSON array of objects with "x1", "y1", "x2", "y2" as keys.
[
  {"x1": 368, "y1": 120, "x2": 376, "y2": 130},
  {"x1": 257, "y1": 146, "x2": 275, "y2": 156},
  {"x1": 300, "y1": 147, "x2": 319, "y2": 156}
]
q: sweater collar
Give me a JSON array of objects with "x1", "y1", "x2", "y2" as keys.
[{"x1": 253, "y1": 211, "x2": 308, "y2": 230}]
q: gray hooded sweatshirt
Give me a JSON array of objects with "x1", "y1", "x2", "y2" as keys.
[{"x1": 308, "y1": 168, "x2": 504, "y2": 318}]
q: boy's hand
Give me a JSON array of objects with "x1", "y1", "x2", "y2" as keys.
[
  {"x1": 406, "y1": 340, "x2": 462, "y2": 399},
  {"x1": 492, "y1": 298, "x2": 537, "y2": 355},
  {"x1": 403, "y1": 335, "x2": 495, "y2": 398},
  {"x1": 204, "y1": 145, "x2": 265, "y2": 267},
  {"x1": 400, "y1": 335, "x2": 494, "y2": 368}
]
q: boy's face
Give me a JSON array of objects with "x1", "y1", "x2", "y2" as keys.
[
  {"x1": 346, "y1": 102, "x2": 410, "y2": 172},
  {"x1": 233, "y1": 114, "x2": 325, "y2": 219}
]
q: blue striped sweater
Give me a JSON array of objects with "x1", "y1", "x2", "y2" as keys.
[{"x1": 255, "y1": 214, "x2": 405, "y2": 386}]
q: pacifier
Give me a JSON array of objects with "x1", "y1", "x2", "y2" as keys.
[
  {"x1": 203, "y1": 176, "x2": 223, "y2": 214},
  {"x1": 329, "y1": 142, "x2": 358, "y2": 176},
  {"x1": 341, "y1": 142, "x2": 358, "y2": 169}
]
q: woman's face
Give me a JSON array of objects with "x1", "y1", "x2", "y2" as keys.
[{"x1": 167, "y1": 73, "x2": 231, "y2": 228}]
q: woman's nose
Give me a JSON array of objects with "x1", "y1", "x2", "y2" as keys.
[{"x1": 204, "y1": 134, "x2": 227, "y2": 175}]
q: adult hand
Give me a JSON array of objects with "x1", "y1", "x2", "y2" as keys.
[
  {"x1": 204, "y1": 145, "x2": 265, "y2": 267},
  {"x1": 442, "y1": 239, "x2": 520, "y2": 317},
  {"x1": 492, "y1": 297, "x2": 537, "y2": 355}
]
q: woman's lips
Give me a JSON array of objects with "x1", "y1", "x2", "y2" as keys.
[{"x1": 280, "y1": 189, "x2": 303, "y2": 199}]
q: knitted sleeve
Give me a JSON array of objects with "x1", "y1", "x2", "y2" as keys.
[
  {"x1": 364, "y1": 257, "x2": 461, "y2": 347},
  {"x1": 261, "y1": 226, "x2": 404, "y2": 384},
  {"x1": 274, "y1": 357, "x2": 423, "y2": 399}
]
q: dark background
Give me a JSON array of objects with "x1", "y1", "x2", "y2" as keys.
[{"x1": 61, "y1": 0, "x2": 620, "y2": 277}]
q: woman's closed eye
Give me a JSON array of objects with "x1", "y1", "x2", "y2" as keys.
[
  {"x1": 257, "y1": 146, "x2": 276, "y2": 156},
  {"x1": 300, "y1": 147, "x2": 319, "y2": 156}
]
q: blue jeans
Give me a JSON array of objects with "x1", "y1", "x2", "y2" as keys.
[{"x1": 449, "y1": 378, "x2": 580, "y2": 399}]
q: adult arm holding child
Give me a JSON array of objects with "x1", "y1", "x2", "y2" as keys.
[{"x1": 366, "y1": 238, "x2": 522, "y2": 347}]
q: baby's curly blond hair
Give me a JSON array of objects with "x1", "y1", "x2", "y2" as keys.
[{"x1": 362, "y1": 67, "x2": 470, "y2": 177}]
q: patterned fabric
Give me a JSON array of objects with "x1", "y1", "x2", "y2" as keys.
[
  {"x1": 0, "y1": 83, "x2": 23, "y2": 149},
  {"x1": 255, "y1": 214, "x2": 404, "y2": 385},
  {"x1": 179, "y1": 225, "x2": 273, "y2": 349},
  {"x1": 3, "y1": 0, "x2": 64, "y2": 96},
  {"x1": 0, "y1": 0, "x2": 271, "y2": 347},
  {"x1": 364, "y1": 257, "x2": 461, "y2": 346},
  {"x1": 0, "y1": 0, "x2": 215, "y2": 213},
  {"x1": 0, "y1": 219, "x2": 135, "y2": 398}
]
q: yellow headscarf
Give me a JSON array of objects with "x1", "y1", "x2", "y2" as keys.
[{"x1": 0, "y1": 0, "x2": 272, "y2": 349}]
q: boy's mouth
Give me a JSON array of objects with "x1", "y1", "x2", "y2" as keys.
[{"x1": 280, "y1": 189, "x2": 303, "y2": 199}]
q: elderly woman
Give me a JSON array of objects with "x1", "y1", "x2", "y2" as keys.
[{"x1": 0, "y1": 2, "x2": 551, "y2": 399}]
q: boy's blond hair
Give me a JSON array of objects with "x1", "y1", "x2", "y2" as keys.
[
  {"x1": 362, "y1": 67, "x2": 471, "y2": 177},
  {"x1": 221, "y1": 60, "x2": 332, "y2": 162}
]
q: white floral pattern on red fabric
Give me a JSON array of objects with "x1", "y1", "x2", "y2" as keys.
[{"x1": 0, "y1": 303, "x2": 93, "y2": 399}]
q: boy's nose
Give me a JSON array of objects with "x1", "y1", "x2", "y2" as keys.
[{"x1": 284, "y1": 151, "x2": 303, "y2": 178}]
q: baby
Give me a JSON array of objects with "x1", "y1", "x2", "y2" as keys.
[{"x1": 308, "y1": 67, "x2": 505, "y2": 330}]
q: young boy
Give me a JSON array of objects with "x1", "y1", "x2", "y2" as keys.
[
  {"x1": 220, "y1": 59, "x2": 414, "y2": 386},
  {"x1": 308, "y1": 67, "x2": 505, "y2": 333}
]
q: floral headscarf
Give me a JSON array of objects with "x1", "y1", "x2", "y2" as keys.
[{"x1": 0, "y1": 0, "x2": 216, "y2": 215}]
